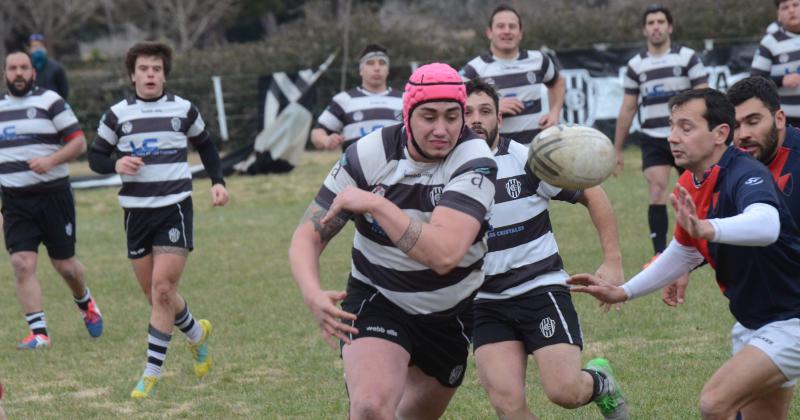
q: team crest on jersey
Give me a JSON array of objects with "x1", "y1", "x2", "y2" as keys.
[
  {"x1": 429, "y1": 186, "x2": 443, "y2": 207},
  {"x1": 639, "y1": 73, "x2": 647, "y2": 83},
  {"x1": 448, "y1": 364, "x2": 464, "y2": 385},
  {"x1": 505, "y1": 178, "x2": 522, "y2": 199},
  {"x1": 122, "y1": 121, "x2": 133, "y2": 134},
  {"x1": 672, "y1": 66, "x2": 682, "y2": 77},
  {"x1": 26, "y1": 108, "x2": 37, "y2": 119},
  {"x1": 780, "y1": 54, "x2": 789, "y2": 64},
  {"x1": 526, "y1": 71, "x2": 537, "y2": 84},
  {"x1": 540, "y1": 317, "x2": 556, "y2": 338},
  {"x1": 168, "y1": 228, "x2": 181, "y2": 243},
  {"x1": 353, "y1": 111, "x2": 364, "y2": 122},
  {"x1": 171, "y1": 117, "x2": 181, "y2": 131},
  {"x1": 65, "y1": 222, "x2": 73, "y2": 237}
]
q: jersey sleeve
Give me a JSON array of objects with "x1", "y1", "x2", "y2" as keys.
[
  {"x1": 459, "y1": 63, "x2": 479, "y2": 82},
  {"x1": 687, "y1": 52, "x2": 709, "y2": 86},
  {"x1": 313, "y1": 145, "x2": 362, "y2": 210},
  {"x1": 316, "y1": 97, "x2": 346, "y2": 133},
  {"x1": 541, "y1": 51, "x2": 560, "y2": 87},
  {"x1": 186, "y1": 105, "x2": 211, "y2": 147},
  {"x1": 733, "y1": 169, "x2": 780, "y2": 212},
  {"x1": 48, "y1": 98, "x2": 83, "y2": 142},
  {"x1": 93, "y1": 109, "x2": 119, "y2": 153},
  {"x1": 623, "y1": 64, "x2": 640, "y2": 95}
]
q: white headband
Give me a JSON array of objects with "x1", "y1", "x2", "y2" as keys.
[{"x1": 359, "y1": 51, "x2": 389, "y2": 68}]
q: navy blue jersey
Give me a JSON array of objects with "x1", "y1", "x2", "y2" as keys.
[
  {"x1": 674, "y1": 147, "x2": 800, "y2": 329},
  {"x1": 767, "y1": 126, "x2": 800, "y2": 224}
]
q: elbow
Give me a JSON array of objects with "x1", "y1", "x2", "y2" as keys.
[{"x1": 428, "y1": 253, "x2": 462, "y2": 276}]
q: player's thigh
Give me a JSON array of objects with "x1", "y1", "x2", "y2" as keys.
[
  {"x1": 342, "y1": 337, "x2": 410, "y2": 409},
  {"x1": 740, "y1": 386, "x2": 794, "y2": 420},
  {"x1": 39, "y1": 189, "x2": 76, "y2": 259},
  {"x1": 533, "y1": 342, "x2": 583, "y2": 395},
  {"x1": 397, "y1": 365, "x2": 458, "y2": 420},
  {"x1": 475, "y1": 340, "x2": 528, "y2": 397},
  {"x1": 703, "y1": 345, "x2": 789, "y2": 410},
  {"x1": 2, "y1": 196, "x2": 42, "y2": 256}
]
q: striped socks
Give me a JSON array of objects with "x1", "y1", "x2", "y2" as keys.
[{"x1": 143, "y1": 324, "x2": 172, "y2": 378}]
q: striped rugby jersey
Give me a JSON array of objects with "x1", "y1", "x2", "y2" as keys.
[
  {"x1": 460, "y1": 50, "x2": 559, "y2": 144},
  {"x1": 752, "y1": 29, "x2": 800, "y2": 119},
  {"x1": 314, "y1": 124, "x2": 497, "y2": 316},
  {"x1": 478, "y1": 137, "x2": 580, "y2": 300},
  {"x1": 315, "y1": 87, "x2": 402, "y2": 150},
  {"x1": 0, "y1": 87, "x2": 83, "y2": 194},
  {"x1": 93, "y1": 93, "x2": 209, "y2": 209},
  {"x1": 624, "y1": 45, "x2": 708, "y2": 138}
]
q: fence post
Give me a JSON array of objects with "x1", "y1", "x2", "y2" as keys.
[{"x1": 212, "y1": 75, "x2": 229, "y2": 142}]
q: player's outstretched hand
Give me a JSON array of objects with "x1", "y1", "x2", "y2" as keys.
[
  {"x1": 567, "y1": 273, "x2": 628, "y2": 304},
  {"x1": 661, "y1": 273, "x2": 689, "y2": 307},
  {"x1": 594, "y1": 261, "x2": 625, "y2": 311},
  {"x1": 671, "y1": 184, "x2": 714, "y2": 240},
  {"x1": 211, "y1": 183, "x2": 229, "y2": 206},
  {"x1": 306, "y1": 290, "x2": 358, "y2": 350}
]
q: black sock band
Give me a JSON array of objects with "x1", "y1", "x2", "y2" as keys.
[{"x1": 648, "y1": 204, "x2": 668, "y2": 253}]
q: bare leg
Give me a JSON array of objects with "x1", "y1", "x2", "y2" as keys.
[
  {"x1": 475, "y1": 340, "x2": 536, "y2": 420},
  {"x1": 342, "y1": 337, "x2": 410, "y2": 420}
]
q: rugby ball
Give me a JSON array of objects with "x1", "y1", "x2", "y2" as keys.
[{"x1": 527, "y1": 124, "x2": 615, "y2": 190}]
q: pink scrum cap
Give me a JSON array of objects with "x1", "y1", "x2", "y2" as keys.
[{"x1": 402, "y1": 63, "x2": 466, "y2": 143}]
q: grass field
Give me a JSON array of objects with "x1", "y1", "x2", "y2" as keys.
[{"x1": 0, "y1": 147, "x2": 796, "y2": 419}]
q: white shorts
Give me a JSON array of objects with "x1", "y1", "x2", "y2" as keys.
[{"x1": 731, "y1": 318, "x2": 800, "y2": 388}]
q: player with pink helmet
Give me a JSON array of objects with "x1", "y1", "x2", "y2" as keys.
[{"x1": 290, "y1": 62, "x2": 497, "y2": 419}]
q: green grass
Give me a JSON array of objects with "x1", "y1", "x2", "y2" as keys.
[{"x1": 0, "y1": 147, "x2": 796, "y2": 418}]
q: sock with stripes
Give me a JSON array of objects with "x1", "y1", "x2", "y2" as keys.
[
  {"x1": 74, "y1": 288, "x2": 92, "y2": 311},
  {"x1": 582, "y1": 368, "x2": 609, "y2": 403},
  {"x1": 143, "y1": 324, "x2": 172, "y2": 378},
  {"x1": 174, "y1": 303, "x2": 203, "y2": 344},
  {"x1": 25, "y1": 311, "x2": 48, "y2": 336}
]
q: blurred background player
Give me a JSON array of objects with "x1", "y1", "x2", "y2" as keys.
[
  {"x1": 465, "y1": 79, "x2": 629, "y2": 419},
  {"x1": 0, "y1": 51, "x2": 103, "y2": 350},
  {"x1": 752, "y1": 0, "x2": 800, "y2": 128},
  {"x1": 27, "y1": 34, "x2": 69, "y2": 100},
  {"x1": 613, "y1": 4, "x2": 708, "y2": 268},
  {"x1": 89, "y1": 41, "x2": 229, "y2": 398},
  {"x1": 460, "y1": 4, "x2": 565, "y2": 145},
  {"x1": 310, "y1": 44, "x2": 402, "y2": 151},
  {"x1": 289, "y1": 63, "x2": 496, "y2": 419},
  {"x1": 571, "y1": 88, "x2": 800, "y2": 419}
]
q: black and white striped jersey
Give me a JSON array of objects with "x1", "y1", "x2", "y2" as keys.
[
  {"x1": 478, "y1": 137, "x2": 580, "y2": 300},
  {"x1": 0, "y1": 87, "x2": 82, "y2": 194},
  {"x1": 314, "y1": 124, "x2": 497, "y2": 316},
  {"x1": 315, "y1": 87, "x2": 402, "y2": 149},
  {"x1": 752, "y1": 29, "x2": 800, "y2": 119},
  {"x1": 93, "y1": 93, "x2": 209, "y2": 209},
  {"x1": 460, "y1": 50, "x2": 559, "y2": 144},
  {"x1": 623, "y1": 45, "x2": 708, "y2": 139}
]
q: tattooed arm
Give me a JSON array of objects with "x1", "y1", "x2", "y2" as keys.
[{"x1": 288, "y1": 199, "x2": 356, "y2": 350}]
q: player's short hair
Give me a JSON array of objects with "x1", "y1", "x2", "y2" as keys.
[
  {"x1": 727, "y1": 76, "x2": 781, "y2": 114},
  {"x1": 775, "y1": 0, "x2": 793, "y2": 7},
  {"x1": 466, "y1": 79, "x2": 500, "y2": 114},
  {"x1": 359, "y1": 44, "x2": 388, "y2": 60},
  {"x1": 4, "y1": 50, "x2": 33, "y2": 68},
  {"x1": 489, "y1": 5, "x2": 522, "y2": 30},
  {"x1": 642, "y1": 4, "x2": 673, "y2": 27},
  {"x1": 125, "y1": 41, "x2": 173, "y2": 77},
  {"x1": 669, "y1": 88, "x2": 735, "y2": 145}
]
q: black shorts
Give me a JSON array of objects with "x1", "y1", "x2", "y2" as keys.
[
  {"x1": 123, "y1": 196, "x2": 194, "y2": 259},
  {"x1": 2, "y1": 188, "x2": 76, "y2": 259},
  {"x1": 640, "y1": 134, "x2": 679, "y2": 170},
  {"x1": 473, "y1": 286, "x2": 583, "y2": 354},
  {"x1": 340, "y1": 280, "x2": 472, "y2": 388}
]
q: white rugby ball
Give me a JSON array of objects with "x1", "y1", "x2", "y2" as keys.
[{"x1": 527, "y1": 124, "x2": 615, "y2": 190}]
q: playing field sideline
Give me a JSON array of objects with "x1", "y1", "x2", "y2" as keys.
[{"x1": 0, "y1": 148, "x2": 796, "y2": 418}]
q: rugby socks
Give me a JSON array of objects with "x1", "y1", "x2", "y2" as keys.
[
  {"x1": 74, "y1": 288, "x2": 92, "y2": 311},
  {"x1": 648, "y1": 204, "x2": 668, "y2": 254},
  {"x1": 25, "y1": 311, "x2": 48, "y2": 336},
  {"x1": 143, "y1": 324, "x2": 172, "y2": 378},
  {"x1": 583, "y1": 368, "x2": 609, "y2": 403},
  {"x1": 174, "y1": 304, "x2": 203, "y2": 344}
]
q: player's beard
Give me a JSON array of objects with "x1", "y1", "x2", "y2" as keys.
[
  {"x1": 759, "y1": 122, "x2": 780, "y2": 164},
  {"x1": 471, "y1": 123, "x2": 499, "y2": 149},
  {"x1": 6, "y1": 76, "x2": 34, "y2": 97}
]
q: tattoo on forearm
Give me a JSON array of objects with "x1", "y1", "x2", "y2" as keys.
[
  {"x1": 396, "y1": 219, "x2": 422, "y2": 253},
  {"x1": 301, "y1": 200, "x2": 348, "y2": 242}
]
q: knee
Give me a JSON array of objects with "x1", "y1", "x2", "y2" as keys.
[
  {"x1": 699, "y1": 388, "x2": 734, "y2": 420},
  {"x1": 52, "y1": 259, "x2": 83, "y2": 282},
  {"x1": 349, "y1": 396, "x2": 394, "y2": 420},
  {"x1": 151, "y1": 282, "x2": 175, "y2": 307},
  {"x1": 487, "y1": 387, "x2": 527, "y2": 417},
  {"x1": 10, "y1": 254, "x2": 35, "y2": 280},
  {"x1": 544, "y1": 387, "x2": 585, "y2": 409}
]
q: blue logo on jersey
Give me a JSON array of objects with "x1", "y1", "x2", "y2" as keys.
[
  {"x1": 130, "y1": 138, "x2": 159, "y2": 156},
  {"x1": 359, "y1": 124, "x2": 385, "y2": 137},
  {"x1": 643, "y1": 84, "x2": 677, "y2": 99},
  {"x1": 0, "y1": 126, "x2": 16, "y2": 140}
]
